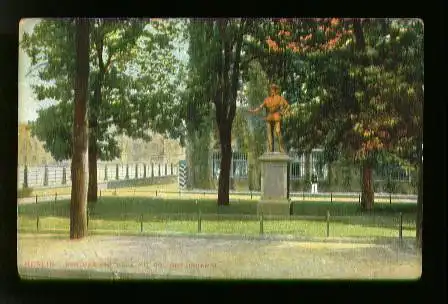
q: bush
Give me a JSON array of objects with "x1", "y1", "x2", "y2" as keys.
[{"x1": 18, "y1": 187, "x2": 33, "y2": 198}]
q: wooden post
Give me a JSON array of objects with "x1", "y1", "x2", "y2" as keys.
[
  {"x1": 140, "y1": 214, "x2": 143, "y2": 233},
  {"x1": 260, "y1": 212, "x2": 264, "y2": 235},
  {"x1": 23, "y1": 165, "x2": 28, "y2": 188},
  {"x1": 196, "y1": 200, "x2": 201, "y2": 233},
  {"x1": 326, "y1": 209, "x2": 330, "y2": 237},
  {"x1": 399, "y1": 212, "x2": 403, "y2": 240}
]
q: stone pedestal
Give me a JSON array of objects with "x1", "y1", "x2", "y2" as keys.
[{"x1": 257, "y1": 152, "x2": 291, "y2": 215}]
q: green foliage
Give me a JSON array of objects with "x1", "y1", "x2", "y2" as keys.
[
  {"x1": 183, "y1": 19, "x2": 250, "y2": 194},
  {"x1": 21, "y1": 19, "x2": 185, "y2": 161},
  {"x1": 186, "y1": 131, "x2": 213, "y2": 189},
  {"x1": 273, "y1": 19, "x2": 424, "y2": 169},
  {"x1": 235, "y1": 60, "x2": 270, "y2": 190}
]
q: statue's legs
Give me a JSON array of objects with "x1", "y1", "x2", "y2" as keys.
[
  {"x1": 275, "y1": 121, "x2": 285, "y2": 153},
  {"x1": 266, "y1": 122, "x2": 274, "y2": 152}
]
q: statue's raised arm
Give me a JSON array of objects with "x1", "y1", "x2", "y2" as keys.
[
  {"x1": 248, "y1": 100, "x2": 266, "y2": 114},
  {"x1": 247, "y1": 83, "x2": 288, "y2": 153}
]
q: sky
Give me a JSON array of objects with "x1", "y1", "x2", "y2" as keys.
[
  {"x1": 18, "y1": 18, "x2": 189, "y2": 124},
  {"x1": 18, "y1": 18, "x2": 47, "y2": 123}
]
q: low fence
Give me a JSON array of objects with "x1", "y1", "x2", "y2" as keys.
[
  {"x1": 17, "y1": 188, "x2": 417, "y2": 204},
  {"x1": 19, "y1": 207, "x2": 415, "y2": 241},
  {"x1": 17, "y1": 162, "x2": 179, "y2": 189},
  {"x1": 18, "y1": 185, "x2": 417, "y2": 240}
]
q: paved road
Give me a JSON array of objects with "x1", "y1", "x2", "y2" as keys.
[{"x1": 18, "y1": 233, "x2": 421, "y2": 280}]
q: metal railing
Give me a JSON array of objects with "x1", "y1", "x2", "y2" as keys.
[
  {"x1": 17, "y1": 188, "x2": 417, "y2": 205},
  {"x1": 18, "y1": 162, "x2": 179, "y2": 189},
  {"x1": 19, "y1": 198, "x2": 415, "y2": 241}
]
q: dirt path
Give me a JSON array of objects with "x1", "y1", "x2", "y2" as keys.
[{"x1": 18, "y1": 233, "x2": 421, "y2": 280}]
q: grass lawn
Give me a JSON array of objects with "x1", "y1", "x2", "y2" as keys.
[
  {"x1": 18, "y1": 197, "x2": 417, "y2": 238},
  {"x1": 22, "y1": 183, "x2": 415, "y2": 204},
  {"x1": 23, "y1": 183, "x2": 179, "y2": 197}
]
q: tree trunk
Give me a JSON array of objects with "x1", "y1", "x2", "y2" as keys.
[
  {"x1": 88, "y1": 25, "x2": 109, "y2": 205},
  {"x1": 305, "y1": 152, "x2": 311, "y2": 189},
  {"x1": 87, "y1": 75, "x2": 102, "y2": 205},
  {"x1": 214, "y1": 19, "x2": 245, "y2": 205},
  {"x1": 248, "y1": 153, "x2": 261, "y2": 191},
  {"x1": 87, "y1": 134, "x2": 98, "y2": 204},
  {"x1": 327, "y1": 162, "x2": 333, "y2": 191},
  {"x1": 416, "y1": 147, "x2": 423, "y2": 249},
  {"x1": 361, "y1": 161, "x2": 374, "y2": 210},
  {"x1": 87, "y1": 83, "x2": 101, "y2": 205},
  {"x1": 218, "y1": 122, "x2": 232, "y2": 206},
  {"x1": 186, "y1": 140, "x2": 195, "y2": 189},
  {"x1": 70, "y1": 18, "x2": 89, "y2": 240}
]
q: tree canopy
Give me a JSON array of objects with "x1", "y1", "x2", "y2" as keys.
[{"x1": 21, "y1": 18, "x2": 185, "y2": 161}]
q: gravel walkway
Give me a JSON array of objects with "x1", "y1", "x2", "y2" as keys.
[{"x1": 18, "y1": 233, "x2": 421, "y2": 280}]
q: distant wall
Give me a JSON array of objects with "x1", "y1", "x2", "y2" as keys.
[{"x1": 18, "y1": 162, "x2": 179, "y2": 189}]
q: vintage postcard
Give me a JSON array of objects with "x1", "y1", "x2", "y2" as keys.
[{"x1": 17, "y1": 18, "x2": 422, "y2": 280}]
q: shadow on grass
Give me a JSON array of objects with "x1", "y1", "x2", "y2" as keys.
[
  {"x1": 18, "y1": 196, "x2": 416, "y2": 234},
  {"x1": 17, "y1": 229, "x2": 417, "y2": 247}
]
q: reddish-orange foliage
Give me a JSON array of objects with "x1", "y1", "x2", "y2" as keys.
[
  {"x1": 265, "y1": 17, "x2": 355, "y2": 53},
  {"x1": 278, "y1": 29, "x2": 291, "y2": 36},
  {"x1": 266, "y1": 37, "x2": 279, "y2": 51},
  {"x1": 330, "y1": 18, "x2": 340, "y2": 26}
]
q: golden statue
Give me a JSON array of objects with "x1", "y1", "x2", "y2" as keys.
[{"x1": 248, "y1": 84, "x2": 290, "y2": 153}]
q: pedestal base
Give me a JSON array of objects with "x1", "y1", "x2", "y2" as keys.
[
  {"x1": 257, "y1": 152, "x2": 291, "y2": 216},
  {"x1": 257, "y1": 199, "x2": 291, "y2": 216}
]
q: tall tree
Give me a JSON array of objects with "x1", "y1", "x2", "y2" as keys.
[
  {"x1": 186, "y1": 19, "x2": 250, "y2": 205},
  {"x1": 232, "y1": 60, "x2": 268, "y2": 190},
  {"x1": 70, "y1": 18, "x2": 89, "y2": 239},
  {"x1": 22, "y1": 18, "x2": 184, "y2": 205},
  {"x1": 256, "y1": 18, "x2": 422, "y2": 210},
  {"x1": 183, "y1": 33, "x2": 214, "y2": 189},
  {"x1": 213, "y1": 19, "x2": 249, "y2": 205}
]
